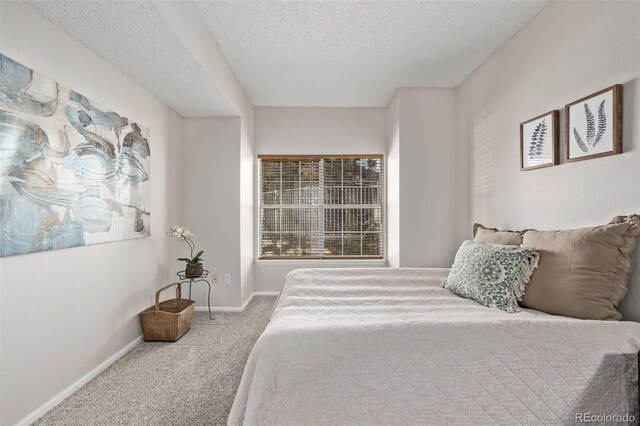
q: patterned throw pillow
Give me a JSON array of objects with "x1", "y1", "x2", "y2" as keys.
[{"x1": 443, "y1": 240, "x2": 540, "y2": 313}]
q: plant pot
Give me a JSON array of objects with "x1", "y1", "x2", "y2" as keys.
[{"x1": 185, "y1": 263, "x2": 203, "y2": 278}]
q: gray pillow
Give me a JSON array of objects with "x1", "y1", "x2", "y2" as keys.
[
  {"x1": 473, "y1": 223, "x2": 527, "y2": 246},
  {"x1": 443, "y1": 240, "x2": 540, "y2": 313},
  {"x1": 521, "y1": 215, "x2": 640, "y2": 320}
]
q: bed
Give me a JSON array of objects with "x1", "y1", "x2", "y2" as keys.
[{"x1": 229, "y1": 268, "x2": 640, "y2": 425}]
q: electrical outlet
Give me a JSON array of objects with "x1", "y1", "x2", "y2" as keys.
[
  {"x1": 224, "y1": 274, "x2": 231, "y2": 284},
  {"x1": 211, "y1": 274, "x2": 218, "y2": 284}
]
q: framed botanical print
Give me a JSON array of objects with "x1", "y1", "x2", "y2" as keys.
[
  {"x1": 565, "y1": 84, "x2": 623, "y2": 162},
  {"x1": 520, "y1": 110, "x2": 559, "y2": 171}
]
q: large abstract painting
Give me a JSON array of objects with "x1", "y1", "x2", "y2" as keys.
[{"x1": 0, "y1": 54, "x2": 150, "y2": 257}]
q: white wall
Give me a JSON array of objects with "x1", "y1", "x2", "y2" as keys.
[
  {"x1": 254, "y1": 107, "x2": 388, "y2": 292},
  {"x1": 456, "y1": 1, "x2": 640, "y2": 320},
  {"x1": 255, "y1": 107, "x2": 388, "y2": 155},
  {"x1": 386, "y1": 88, "x2": 461, "y2": 268},
  {"x1": 181, "y1": 118, "x2": 242, "y2": 308},
  {"x1": 395, "y1": 88, "x2": 460, "y2": 267},
  {"x1": 386, "y1": 95, "x2": 400, "y2": 267},
  {"x1": 0, "y1": 2, "x2": 183, "y2": 424},
  {"x1": 155, "y1": 1, "x2": 255, "y2": 307},
  {"x1": 239, "y1": 112, "x2": 255, "y2": 304},
  {"x1": 180, "y1": 116, "x2": 253, "y2": 309}
]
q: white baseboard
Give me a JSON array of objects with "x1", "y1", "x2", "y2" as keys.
[
  {"x1": 17, "y1": 335, "x2": 143, "y2": 426},
  {"x1": 241, "y1": 292, "x2": 255, "y2": 310},
  {"x1": 193, "y1": 291, "x2": 280, "y2": 312}
]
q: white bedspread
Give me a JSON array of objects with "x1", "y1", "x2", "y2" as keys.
[{"x1": 229, "y1": 268, "x2": 640, "y2": 425}]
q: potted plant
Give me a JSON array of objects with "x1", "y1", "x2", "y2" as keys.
[{"x1": 168, "y1": 226, "x2": 204, "y2": 278}]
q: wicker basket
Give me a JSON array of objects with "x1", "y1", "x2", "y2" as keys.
[{"x1": 139, "y1": 282, "x2": 195, "y2": 342}]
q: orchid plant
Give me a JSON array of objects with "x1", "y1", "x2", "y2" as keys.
[{"x1": 168, "y1": 226, "x2": 203, "y2": 265}]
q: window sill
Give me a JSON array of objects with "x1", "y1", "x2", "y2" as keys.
[{"x1": 255, "y1": 258, "x2": 389, "y2": 266}]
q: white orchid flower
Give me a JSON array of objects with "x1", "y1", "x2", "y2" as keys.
[{"x1": 167, "y1": 226, "x2": 203, "y2": 269}]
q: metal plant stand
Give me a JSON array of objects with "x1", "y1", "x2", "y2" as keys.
[{"x1": 177, "y1": 269, "x2": 214, "y2": 320}]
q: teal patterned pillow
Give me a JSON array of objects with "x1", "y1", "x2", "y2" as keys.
[{"x1": 443, "y1": 240, "x2": 540, "y2": 313}]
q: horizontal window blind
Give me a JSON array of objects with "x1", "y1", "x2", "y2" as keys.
[{"x1": 259, "y1": 155, "x2": 384, "y2": 259}]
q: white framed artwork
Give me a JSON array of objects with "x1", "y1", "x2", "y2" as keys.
[
  {"x1": 565, "y1": 84, "x2": 622, "y2": 162},
  {"x1": 520, "y1": 110, "x2": 559, "y2": 171}
]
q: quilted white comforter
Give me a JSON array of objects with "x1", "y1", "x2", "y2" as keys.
[{"x1": 229, "y1": 268, "x2": 640, "y2": 425}]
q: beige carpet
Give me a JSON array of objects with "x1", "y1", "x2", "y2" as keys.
[{"x1": 35, "y1": 296, "x2": 277, "y2": 426}]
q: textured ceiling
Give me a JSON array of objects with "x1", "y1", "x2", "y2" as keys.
[
  {"x1": 28, "y1": 1, "x2": 238, "y2": 117},
  {"x1": 28, "y1": 1, "x2": 550, "y2": 111},
  {"x1": 194, "y1": 0, "x2": 550, "y2": 107}
]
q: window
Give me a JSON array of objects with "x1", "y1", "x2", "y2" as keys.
[{"x1": 259, "y1": 155, "x2": 384, "y2": 259}]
